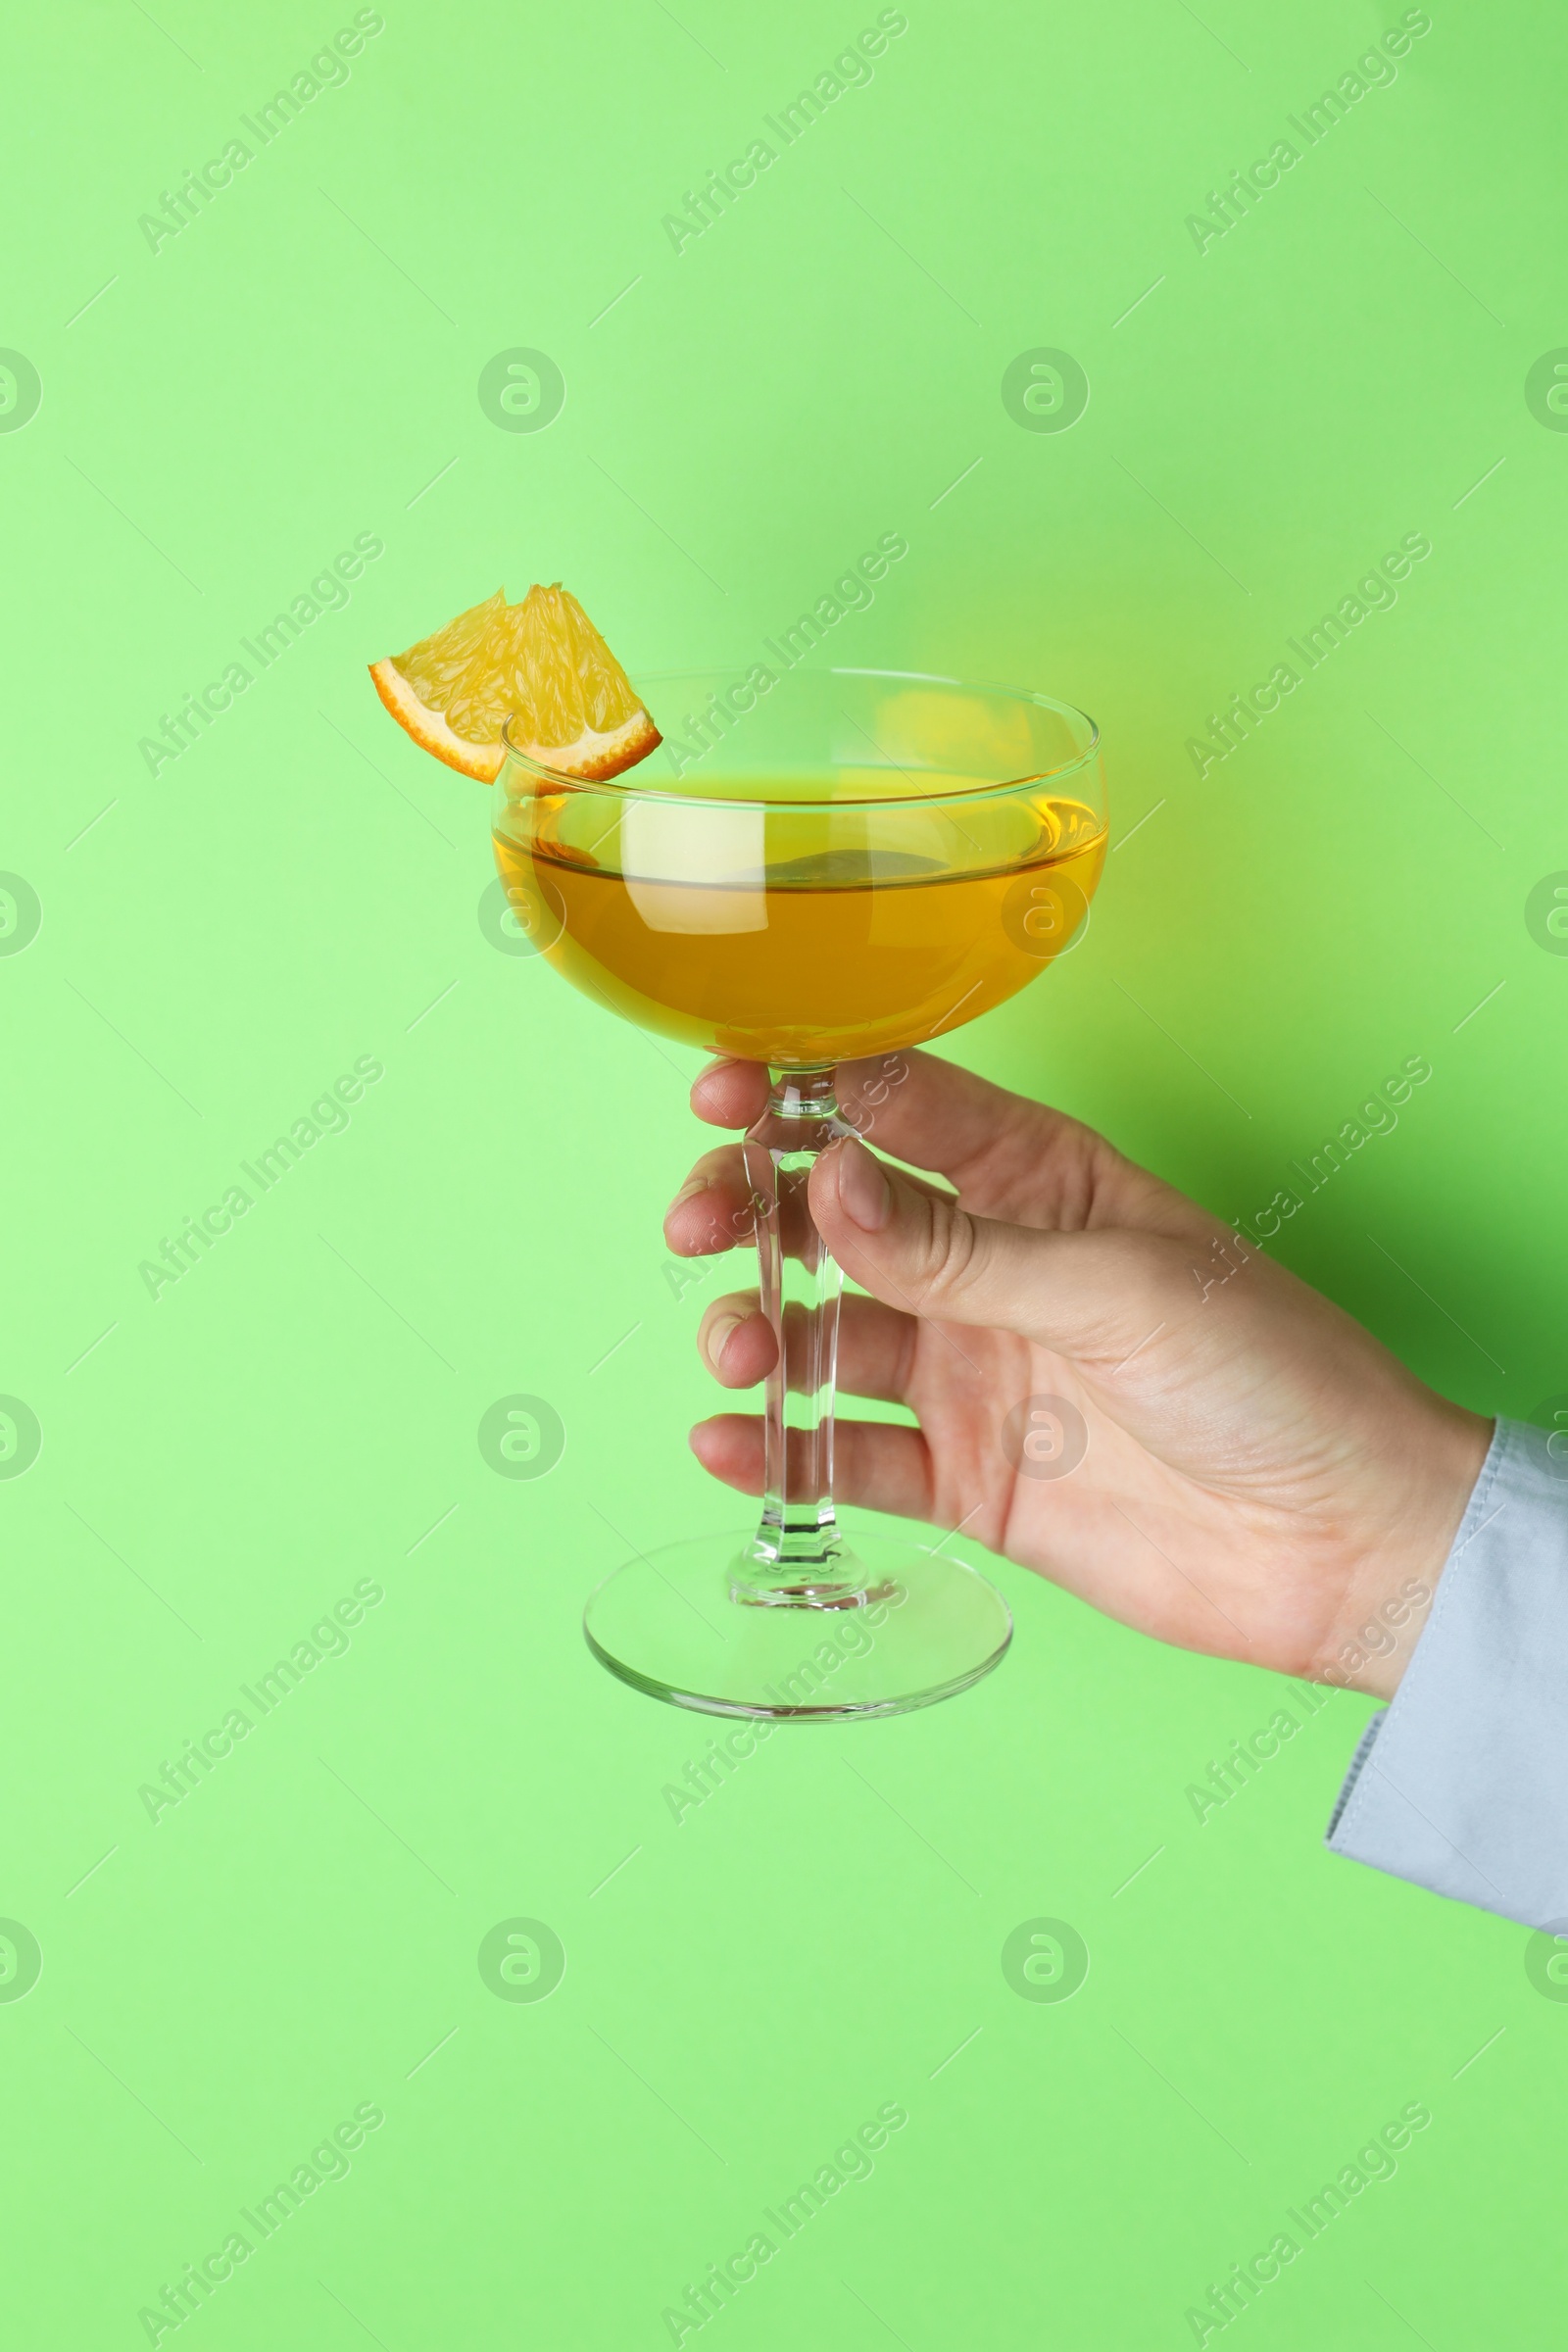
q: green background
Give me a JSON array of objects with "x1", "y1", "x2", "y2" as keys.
[{"x1": 5, "y1": 0, "x2": 1565, "y2": 2343}]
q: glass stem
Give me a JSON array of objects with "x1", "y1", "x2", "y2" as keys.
[{"x1": 733, "y1": 1068, "x2": 861, "y2": 1607}]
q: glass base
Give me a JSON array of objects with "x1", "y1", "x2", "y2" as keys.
[{"x1": 583, "y1": 1529, "x2": 1012, "y2": 1720}]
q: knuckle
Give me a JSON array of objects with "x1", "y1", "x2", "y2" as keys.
[
  {"x1": 914, "y1": 1194, "x2": 981, "y2": 1300},
  {"x1": 710, "y1": 1290, "x2": 760, "y2": 1322}
]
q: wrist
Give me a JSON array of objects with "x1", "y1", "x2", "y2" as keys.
[{"x1": 1314, "y1": 1404, "x2": 1494, "y2": 1703}]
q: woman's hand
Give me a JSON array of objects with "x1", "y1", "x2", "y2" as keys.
[{"x1": 662, "y1": 1051, "x2": 1492, "y2": 1700}]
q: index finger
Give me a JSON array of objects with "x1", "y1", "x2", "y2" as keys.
[{"x1": 690, "y1": 1051, "x2": 1209, "y2": 1240}]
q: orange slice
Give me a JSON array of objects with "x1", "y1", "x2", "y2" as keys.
[{"x1": 369, "y1": 583, "x2": 661, "y2": 782}]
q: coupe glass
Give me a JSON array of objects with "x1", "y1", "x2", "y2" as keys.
[{"x1": 493, "y1": 667, "x2": 1106, "y2": 1718}]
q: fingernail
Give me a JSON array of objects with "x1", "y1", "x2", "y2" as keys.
[
  {"x1": 837, "y1": 1138, "x2": 892, "y2": 1232},
  {"x1": 669, "y1": 1176, "x2": 709, "y2": 1212},
  {"x1": 705, "y1": 1312, "x2": 743, "y2": 1370}
]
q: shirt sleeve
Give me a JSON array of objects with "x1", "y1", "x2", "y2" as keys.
[{"x1": 1326, "y1": 1415, "x2": 1568, "y2": 1929}]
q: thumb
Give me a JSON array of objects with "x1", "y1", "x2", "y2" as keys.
[{"x1": 812, "y1": 1135, "x2": 1191, "y2": 1371}]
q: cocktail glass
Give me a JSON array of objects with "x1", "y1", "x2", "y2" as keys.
[{"x1": 493, "y1": 666, "x2": 1106, "y2": 1718}]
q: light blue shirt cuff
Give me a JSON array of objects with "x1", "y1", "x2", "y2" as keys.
[{"x1": 1326, "y1": 1416, "x2": 1568, "y2": 1929}]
